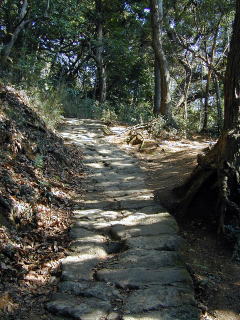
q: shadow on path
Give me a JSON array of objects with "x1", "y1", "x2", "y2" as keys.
[{"x1": 46, "y1": 119, "x2": 200, "y2": 320}]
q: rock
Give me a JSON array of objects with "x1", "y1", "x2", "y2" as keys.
[
  {"x1": 122, "y1": 305, "x2": 200, "y2": 320},
  {"x1": 102, "y1": 126, "x2": 113, "y2": 135},
  {"x1": 118, "y1": 181, "x2": 147, "y2": 191},
  {"x1": 119, "y1": 199, "x2": 158, "y2": 210},
  {"x1": 108, "y1": 312, "x2": 121, "y2": 320},
  {"x1": 115, "y1": 249, "x2": 183, "y2": 269},
  {"x1": 119, "y1": 212, "x2": 177, "y2": 227},
  {"x1": 69, "y1": 240, "x2": 107, "y2": 257},
  {"x1": 59, "y1": 281, "x2": 122, "y2": 301},
  {"x1": 124, "y1": 285, "x2": 196, "y2": 313},
  {"x1": 128, "y1": 134, "x2": 143, "y2": 145},
  {"x1": 135, "y1": 205, "x2": 166, "y2": 214},
  {"x1": 126, "y1": 235, "x2": 186, "y2": 251},
  {"x1": 61, "y1": 255, "x2": 101, "y2": 281},
  {"x1": 96, "y1": 267, "x2": 193, "y2": 289},
  {"x1": 106, "y1": 241, "x2": 126, "y2": 254},
  {"x1": 139, "y1": 139, "x2": 158, "y2": 152},
  {"x1": 72, "y1": 208, "x2": 104, "y2": 219},
  {"x1": 46, "y1": 293, "x2": 111, "y2": 319},
  {"x1": 69, "y1": 229, "x2": 107, "y2": 257},
  {"x1": 83, "y1": 200, "x2": 120, "y2": 211},
  {"x1": 110, "y1": 220, "x2": 178, "y2": 240},
  {"x1": 69, "y1": 227, "x2": 97, "y2": 240}
]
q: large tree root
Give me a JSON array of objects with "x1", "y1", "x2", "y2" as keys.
[{"x1": 174, "y1": 129, "x2": 240, "y2": 236}]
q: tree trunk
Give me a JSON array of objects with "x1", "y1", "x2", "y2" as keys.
[
  {"x1": 201, "y1": 69, "x2": 211, "y2": 132},
  {"x1": 175, "y1": 0, "x2": 240, "y2": 241},
  {"x1": 95, "y1": 0, "x2": 107, "y2": 104},
  {"x1": 150, "y1": 0, "x2": 171, "y2": 117},
  {"x1": 224, "y1": 4, "x2": 240, "y2": 131},
  {"x1": 201, "y1": 17, "x2": 221, "y2": 133},
  {"x1": 214, "y1": 73, "x2": 223, "y2": 133},
  {"x1": 1, "y1": 0, "x2": 30, "y2": 64},
  {"x1": 153, "y1": 57, "x2": 161, "y2": 114},
  {"x1": 178, "y1": 58, "x2": 192, "y2": 122}
]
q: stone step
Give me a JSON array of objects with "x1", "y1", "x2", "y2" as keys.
[
  {"x1": 96, "y1": 267, "x2": 193, "y2": 289},
  {"x1": 124, "y1": 285, "x2": 197, "y2": 313},
  {"x1": 122, "y1": 306, "x2": 200, "y2": 320},
  {"x1": 46, "y1": 293, "x2": 112, "y2": 320},
  {"x1": 112, "y1": 249, "x2": 183, "y2": 269},
  {"x1": 126, "y1": 234, "x2": 186, "y2": 251},
  {"x1": 47, "y1": 119, "x2": 199, "y2": 320}
]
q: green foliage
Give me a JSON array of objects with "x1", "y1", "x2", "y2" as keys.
[
  {"x1": 101, "y1": 108, "x2": 118, "y2": 124},
  {"x1": 34, "y1": 154, "x2": 44, "y2": 169},
  {"x1": 150, "y1": 116, "x2": 167, "y2": 137},
  {"x1": 61, "y1": 90, "x2": 99, "y2": 119},
  {"x1": 0, "y1": 0, "x2": 234, "y2": 134},
  {"x1": 116, "y1": 102, "x2": 153, "y2": 124},
  {"x1": 28, "y1": 87, "x2": 64, "y2": 129}
]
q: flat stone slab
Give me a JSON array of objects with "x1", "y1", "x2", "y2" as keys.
[
  {"x1": 124, "y1": 285, "x2": 196, "y2": 313},
  {"x1": 134, "y1": 205, "x2": 166, "y2": 214},
  {"x1": 119, "y1": 213, "x2": 177, "y2": 227},
  {"x1": 74, "y1": 209, "x2": 122, "y2": 221},
  {"x1": 103, "y1": 189, "x2": 147, "y2": 198},
  {"x1": 70, "y1": 227, "x2": 98, "y2": 240},
  {"x1": 46, "y1": 293, "x2": 111, "y2": 320},
  {"x1": 69, "y1": 240, "x2": 107, "y2": 257},
  {"x1": 59, "y1": 281, "x2": 122, "y2": 301},
  {"x1": 74, "y1": 219, "x2": 111, "y2": 231},
  {"x1": 61, "y1": 255, "x2": 102, "y2": 281},
  {"x1": 119, "y1": 199, "x2": 156, "y2": 209},
  {"x1": 110, "y1": 221, "x2": 178, "y2": 240},
  {"x1": 96, "y1": 267, "x2": 193, "y2": 289},
  {"x1": 118, "y1": 181, "x2": 147, "y2": 190},
  {"x1": 83, "y1": 200, "x2": 121, "y2": 210},
  {"x1": 123, "y1": 306, "x2": 200, "y2": 320},
  {"x1": 113, "y1": 249, "x2": 183, "y2": 269},
  {"x1": 73, "y1": 208, "x2": 107, "y2": 220},
  {"x1": 126, "y1": 235, "x2": 185, "y2": 251}
]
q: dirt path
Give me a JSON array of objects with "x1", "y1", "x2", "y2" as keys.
[
  {"x1": 105, "y1": 126, "x2": 212, "y2": 209},
  {"x1": 46, "y1": 119, "x2": 199, "y2": 320}
]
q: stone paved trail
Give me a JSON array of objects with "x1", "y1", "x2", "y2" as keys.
[{"x1": 47, "y1": 119, "x2": 200, "y2": 320}]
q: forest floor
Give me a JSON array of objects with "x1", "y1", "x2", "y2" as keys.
[{"x1": 106, "y1": 124, "x2": 240, "y2": 320}]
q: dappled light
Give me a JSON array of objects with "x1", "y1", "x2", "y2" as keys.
[
  {"x1": 1, "y1": 0, "x2": 240, "y2": 317},
  {"x1": 43, "y1": 118, "x2": 200, "y2": 319}
]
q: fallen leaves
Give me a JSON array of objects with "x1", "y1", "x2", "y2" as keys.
[
  {"x1": 24, "y1": 272, "x2": 47, "y2": 284},
  {"x1": 0, "y1": 293, "x2": 18, "y2": 313},
  {"x1": 0, "y1": 85, "x2": 85, "y2": 318}
]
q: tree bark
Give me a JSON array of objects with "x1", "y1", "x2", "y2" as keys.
[
  {"x1": 1, "y1": 0, "x2": 31, "y2": 64},
  {"x1": 224, "y1": 2, "x2": 240, "y2": 131},
  {"x1": 150, "y1": 0, "x2": 171, "y2": 117},
  {"x1": 201, "y1": 69, "x2": 211, "y2": 131},
  {"x1": 153, "y1": 57, "x2": 161, "y2": 114},
  {"x1": 178, "y1": 58, "x2": 192, "y2": 121},
  {"x1": 95, "y1": 0, "x2": 107, "y2": 103},
  {"x1": 214, "y1": 73, "x2": 223, "y2": 132},
  {"x1": 201, "y1": 16, "x2": 222, "y2": 132}
]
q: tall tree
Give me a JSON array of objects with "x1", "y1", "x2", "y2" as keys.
[
  {"x1": 1, "y1": 0, "x2": 30, "y2": 64},
  {"x1": 150, "y1": 0, "x2": 171, "y2": 117},
  {"x1": 94, "y1": 0, "x2": 107, "y2": 103},
  {"x1": 176, "y1": 0, "x2": 240, "y2": 236}
]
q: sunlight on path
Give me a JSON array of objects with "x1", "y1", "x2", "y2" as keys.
[{"x1": 46, "y1": 119, "x2": 200, "y2": 320}]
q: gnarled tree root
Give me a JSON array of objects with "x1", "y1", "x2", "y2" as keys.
[{"x1": 174, "y1": 129, "x2": 240, "y2": 235}]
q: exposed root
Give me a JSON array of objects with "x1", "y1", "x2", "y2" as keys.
[{"x1": 175, "y1": 129, "x2": 240, "y2": 236}]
